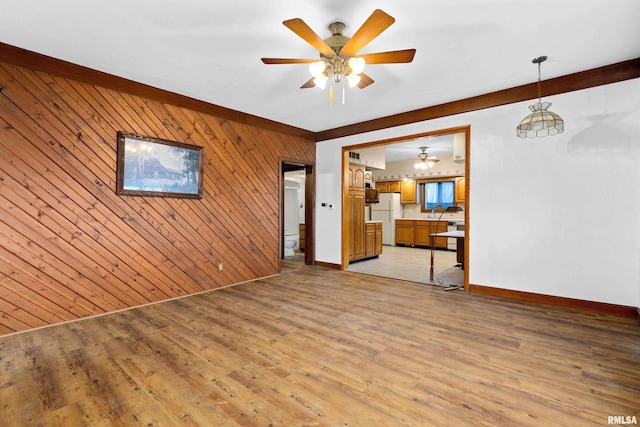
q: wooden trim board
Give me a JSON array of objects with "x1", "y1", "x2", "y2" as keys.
[
  {"x1": 314, "y1": 261, "x2": 341, "y2": 270},
  {"x1": 469, "y1": 284, "x2": 639, "y2": 318}
]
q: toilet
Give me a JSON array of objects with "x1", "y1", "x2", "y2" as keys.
[{"x1": 284, "y1": 234, "x2": 298, "y2": 257}]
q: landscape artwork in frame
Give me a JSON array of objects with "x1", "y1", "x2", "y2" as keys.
[{"x1": 116, "y1": 132, "x2": 203, "y2": 198}]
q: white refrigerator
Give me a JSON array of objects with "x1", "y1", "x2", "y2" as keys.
[{"x1": 370, "y1": 193, "x2": 403, "y2": 246}]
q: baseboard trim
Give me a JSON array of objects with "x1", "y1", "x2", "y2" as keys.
[
  {"x1": 314, "y1": 261, "x2": 341, "y2": 270},
  {"x1": 469, "y1": 284, "x2": 639, "y2": 318}
]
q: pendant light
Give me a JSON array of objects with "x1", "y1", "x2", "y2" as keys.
[{"x1": 517, "y1": 56, "x2": 564, "y2": 138}]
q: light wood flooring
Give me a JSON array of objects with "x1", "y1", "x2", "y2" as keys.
[
  {"x1": 1, "y1": 265, "x2": 639, "y2": 426},
  {"x1": 348, "y1": 245, "x2": 463, "y2": 287}
]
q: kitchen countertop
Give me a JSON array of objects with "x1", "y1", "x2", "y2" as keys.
[
  {"x1": 365, "y1": 220, "x2": 383, "y2": 223},
  {"x1": 398, "y1": 218, "x2": 464, "y2": 222},
  {"x1": 431, "y1": 230, "x2": 464, "y2": 238}
]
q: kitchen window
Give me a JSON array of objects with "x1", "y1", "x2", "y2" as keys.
[{"x1": 419, "y1": 180, "x2": 455, "y2": 212}]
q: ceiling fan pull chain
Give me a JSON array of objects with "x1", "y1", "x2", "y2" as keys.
[
  {"x1": 342, "y1": 85, "x2": 346, "y2": 105},
  {"x1": 329, "y1": 85, "x2": 334, "y2": 105}
]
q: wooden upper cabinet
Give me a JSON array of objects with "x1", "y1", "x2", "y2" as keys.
[
  {"x1": 455, "y1": 177, "x2": 466, "y2": 203},
  {"x1": 377, "y1": 180, "x2": 401, "y2": 193},
  {"x1": 388, "y1": 181, "x2": 402, "y2": 192},
  {"x1": 401, "y1": 179, "x2": 417, "y2": 204},
  {"x1": 349, "y1": 164, "x2": 366, "y2": 191}
]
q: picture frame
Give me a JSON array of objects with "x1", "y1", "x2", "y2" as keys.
[{"x1": 116, "y1": 131, "x2": 203, "y2": 198}]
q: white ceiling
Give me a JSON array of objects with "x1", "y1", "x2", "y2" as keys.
[
  {"x1": 383, "y1": 134, "x2": 455, "y2": 162},
  {"x1": 2, "y1": 1, "x2": 639, "y2": 137},
  {"x1": 355, "y1": 133, "x2": 457, "y2": 163}
]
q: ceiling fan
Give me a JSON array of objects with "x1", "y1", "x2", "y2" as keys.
[{"x1": 261, "y1": 9, "x2": 416, "y2": 93}]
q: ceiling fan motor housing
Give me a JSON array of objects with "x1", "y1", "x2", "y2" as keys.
[
  {"x1": 325, "y1": 22, "x2": 350, "y2": 53},
  {"x1": 320, "y1": 22, "x2": 355, "y2": 80}
]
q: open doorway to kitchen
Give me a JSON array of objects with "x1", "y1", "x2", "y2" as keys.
[
  {"x1": 281, "y1": 159, "x2": 315, "y2": 271},
  {"x1": 341, "y1": 125, "x2": 470, "y2": 290}
]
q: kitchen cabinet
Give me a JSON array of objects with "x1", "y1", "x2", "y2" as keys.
[
  {"x1": 376, "y1": 180, "x2": 402, "y2": 193},
  {"x1": 430, "y1": 221, "x2": 449, "y2": 249},
  {"x1": 365, "y1": 223, "x2": 376, "y2": 258},
  {"x1": 395, "y1": 220, "x2": 416, "y2": 245},
  {"x1": 388, "y1": 181, "x2": 402, "y2": 192},
  {"x1": 401, "y1": 179, "x2": 417, "y2": 204},
  {"x1": 349, "y1": 165, "x2": 382, "y2": 262},
  {"x1": 375, "y1": 222, "x2": 383, "y2": 255},
  {"x1": 349, "y1": 192, "x2": 366, "y2": 261},
  {"x1": 378, "y1": 180, "x2": 416, "y2": 203},
  {"x1": 415, "y1": 222, "x2": 431, "y2": 246},
  {"x1": 395, "y1": 219, "x2": 448, "y2": 249},
  {"x1": 365, "y1": 222, "x2": 383, "y2": 259},
  {"x1": 415, "y1": 221, "x2": 447, "y2": 248},
  {"x1": 455, "y1": 177, "x2": 466, "y2": 203},
  {"x1": 348, "y1": 164, "x2": 366, "y2": 261},
  {"x1": 349, "y1": 164, "x2": 366, "y2": 191}
]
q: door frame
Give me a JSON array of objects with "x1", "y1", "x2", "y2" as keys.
[
  {"x1": 341, "y1": 125, "x2": 470, "y2": 291},
  {"x1": 280, "y1": 159, "x2": 315, "y2": 268}
]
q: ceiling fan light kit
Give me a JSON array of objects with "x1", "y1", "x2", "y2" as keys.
[
  {"x1": 414, "y1": 147, "x2": 440, "y2": 170},
  {"x1": 261, "y1": 9, "x2": 416, "y2": 105},
  {"x1": 517, "y1": 56, "x2": 565, "y2": 138}
]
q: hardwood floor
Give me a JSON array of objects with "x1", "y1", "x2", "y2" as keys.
[{"x1": 1, "y1": 265, "x2": 638, "y2": 426}]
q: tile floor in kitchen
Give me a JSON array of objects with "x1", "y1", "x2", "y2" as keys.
[{"x1": 347, "y1": 244, "x2": 463, "y2": 287}]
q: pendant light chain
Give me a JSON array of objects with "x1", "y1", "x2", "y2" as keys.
[{"x1": 537, "y1": 61, "x2": 542, "y2": 104}]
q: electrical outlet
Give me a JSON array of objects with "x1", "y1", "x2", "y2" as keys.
[{"x1": 218, "y1": 262, "x2": 223, "y2": 272}]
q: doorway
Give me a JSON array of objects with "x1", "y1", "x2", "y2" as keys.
[
  {"x1": 281, "y1": 160, "x2": 315, "y2": 269},
  {"x1": 341, "y1": 125, "x2": 470, "y2": 291}
]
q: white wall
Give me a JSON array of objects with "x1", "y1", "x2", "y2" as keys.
[
  {"x1": 315, "y1": 78, "x2": 640, "y2": 308},
  {"x1": 284, "y1": 176, "x2": 305, "y2": 244},
  {"x1": 284, "y1": 187, "x2": 299, "y2": 233}
]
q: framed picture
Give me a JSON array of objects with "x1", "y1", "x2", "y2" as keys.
[{"x1": 116, "y1": 131, "x2": 203, "y2": 198}]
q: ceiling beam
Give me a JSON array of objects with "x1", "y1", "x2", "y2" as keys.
[{"x1": 315, "y1": 58, "x2": 640, "y2": 141}]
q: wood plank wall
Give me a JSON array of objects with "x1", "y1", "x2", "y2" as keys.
[{"x1": 0, "y1": 61, "x2": 315, "y2": 335}]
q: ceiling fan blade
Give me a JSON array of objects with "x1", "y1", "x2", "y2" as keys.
[
  {"x1": 283, "y1": 18, "x2": 335, "y2": 57},
  {"x1": 357, "y1": 73, "x2": 375, "y2": 89},
  {"x1": 261, "y1": 58, "x2": 317, "y2": 64},
  {"x1": 341, "y1": 9, "x2": 395, "y2": 56},
  {"x1": 300, "y1": 78, "x2": 316, "y2": 89},
  {"x1": 358, "y1": 49, "x2": 416, "y2": 64}
]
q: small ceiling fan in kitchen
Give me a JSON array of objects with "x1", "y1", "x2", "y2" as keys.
[{"x1": 261, "y1": 9, "x2": 416, "y2": 103}]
